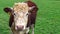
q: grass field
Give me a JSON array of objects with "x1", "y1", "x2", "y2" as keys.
[{"x1": 0, "y1": 0, "x2": 60, "y2": 34}]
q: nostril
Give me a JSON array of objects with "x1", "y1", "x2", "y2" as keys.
[
  {"x1": 22, "y1": 26, "x2": 24, "y2": 28},
  {"x1": 16, "y1": 26, "x2": 18, "y2": 28}
]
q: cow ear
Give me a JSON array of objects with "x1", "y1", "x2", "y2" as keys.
[
  {"x1": 28, "y1": 6, "x2": 35, "y2": 13},
  {"x1": 4, "y1": 7, "x2": 13, "y2": 13},
  {"x1": 29, "y1": 6, "x2": 35, "y2": 11}
]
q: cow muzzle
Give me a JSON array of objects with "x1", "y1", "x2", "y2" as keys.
[{"x1": 15, "y1": 25, "x2": 24, "y2": 31}]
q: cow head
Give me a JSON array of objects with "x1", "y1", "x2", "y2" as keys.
[{"x1": 4, "y1": 2, "x2": 35, "y2": 31}]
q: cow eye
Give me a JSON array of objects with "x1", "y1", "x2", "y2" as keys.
[
  {"x1": 13, "y1": 13, "x2": 16, "y2": 16},
  {"x1": 26, "y1": 13, "x2": 28, "y2": 16},
  {"x1": 14, "y1": 13, "x2": 15, "y2": 15}
]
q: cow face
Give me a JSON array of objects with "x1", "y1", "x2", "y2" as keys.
[
  {"x1": 13, "y1": 2, "x2": 35, "y2": 31},
  {"x1": 13, "y1": 3, "x2": 29, "y2": 31}
]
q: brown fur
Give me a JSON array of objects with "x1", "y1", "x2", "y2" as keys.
[{"x1": 26, "y1": 1, "x2": 38, "y2": 27}]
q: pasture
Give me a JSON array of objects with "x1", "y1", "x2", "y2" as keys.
[{"x1": 0, "y1": 0, "x2": 60, "y2": 34}]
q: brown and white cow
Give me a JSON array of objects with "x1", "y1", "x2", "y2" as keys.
[{"x1": 3, "y1": 0, "x2": 38, "y2": 34}]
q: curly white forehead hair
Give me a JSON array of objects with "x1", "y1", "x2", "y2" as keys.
[{"x1": 13, "y1": 2, "x2": 29, "y2": 12}]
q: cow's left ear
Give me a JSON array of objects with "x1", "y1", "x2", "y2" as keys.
[
  {"x1": 4, "y1": 7, "x2": 13, "y2": 13},
  {"x1": 29, "y1": 6, "x2": 35, "y2": 11},
  {"x1": 28, "y1": 6, "x2": 35, "y2": 13}
]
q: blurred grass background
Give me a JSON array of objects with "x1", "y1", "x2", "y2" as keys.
[{"x1": 0, "y1": 0, "x2": 60, "y2": 34}]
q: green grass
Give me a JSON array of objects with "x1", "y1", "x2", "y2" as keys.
[{"x1": 0, "y1": 0, "x2": 60, "y2": 34}]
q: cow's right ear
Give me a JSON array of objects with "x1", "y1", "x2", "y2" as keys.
[{"x1": 4, "y1": 7, "x2": 13, "y2": 13}]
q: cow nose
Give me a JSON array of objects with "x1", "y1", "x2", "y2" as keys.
[{"x1": 16, "y1": 26, "x2": 24, "y2": 31}]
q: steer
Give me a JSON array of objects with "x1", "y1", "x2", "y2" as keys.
[{"x1": 3, "y1": 0, "x2": 38, "y2": 34}]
